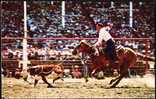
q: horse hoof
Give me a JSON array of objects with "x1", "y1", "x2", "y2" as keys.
[{"x1": 47, "y1": 85, "x2": 53, "y2": 88}]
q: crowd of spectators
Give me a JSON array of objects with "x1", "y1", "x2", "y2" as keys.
[
  {"x1": 1, "y1": 1, "x2": 24, "y2": 37},
  {"x1": 1, "y1": 1, "x2": 155, "y2": 60}
]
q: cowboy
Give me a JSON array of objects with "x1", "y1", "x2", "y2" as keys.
[{"x1": 94, "y1": 21, "x2": 117, "y2": 65}]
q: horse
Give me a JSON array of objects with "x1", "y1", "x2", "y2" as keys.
[
  {"x1": 72, "y1": 40, "x2": 154, "y2": 88},
  {"x1": 22, "y1": 63, "x2": 64, "y2": 88}
]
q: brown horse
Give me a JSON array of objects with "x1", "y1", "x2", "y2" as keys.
[
  {"x1": 23, "y1": 63, "x2": 64, "y2": 88},
  {"x1": 72, "y1": 40, "x2": 154, "y2": 88}
]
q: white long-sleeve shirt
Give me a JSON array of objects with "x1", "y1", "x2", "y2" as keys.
[{"x1": 94, "y1": 27, "x2": 113, "y2": 47}]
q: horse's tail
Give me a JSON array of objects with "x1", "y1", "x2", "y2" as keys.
[{"x1": 136, "y1": 52, "x2": 155, "y2": 61}]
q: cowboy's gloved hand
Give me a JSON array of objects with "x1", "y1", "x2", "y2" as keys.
[{"x1": 94, "y1": 48, "x2": 99, "y2": 56}]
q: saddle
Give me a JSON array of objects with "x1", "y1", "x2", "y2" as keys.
[
  {"x1": 116, "y1": 45, "x2": 125, "y2": 56},
  {"x1": 98, "y1": 45, "x2": 121, "y2": 62}
]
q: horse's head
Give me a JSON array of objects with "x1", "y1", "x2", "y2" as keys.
[{"x1": 72, "y1": 40, "x2": 93, "y2": 55}]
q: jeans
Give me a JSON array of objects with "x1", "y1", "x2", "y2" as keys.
[{"x1": 104, "y1": 39, "x2": 117, "y2": 63}]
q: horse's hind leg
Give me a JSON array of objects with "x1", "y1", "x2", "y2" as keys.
[
  {"x1": 108, "y1": 75, "x2": 124, "y2": 88},
  {"x1": 109, "y1": 75, "x2": 120, "y2": 85},
  {"x1": 109, "y1": 63, "x2": 129, "y2": 88},
  {"x1": 41, "y1": 76, "x2": 53, "y2": 88}
]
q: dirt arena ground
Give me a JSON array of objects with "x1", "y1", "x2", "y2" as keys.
[{"x1": 2, "y1": 74, "x2": 155, "y2": 98}]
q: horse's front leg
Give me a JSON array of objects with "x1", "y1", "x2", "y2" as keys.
[{"x1": 41, "y1": 75, "x2": 53, "y2": 88}]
